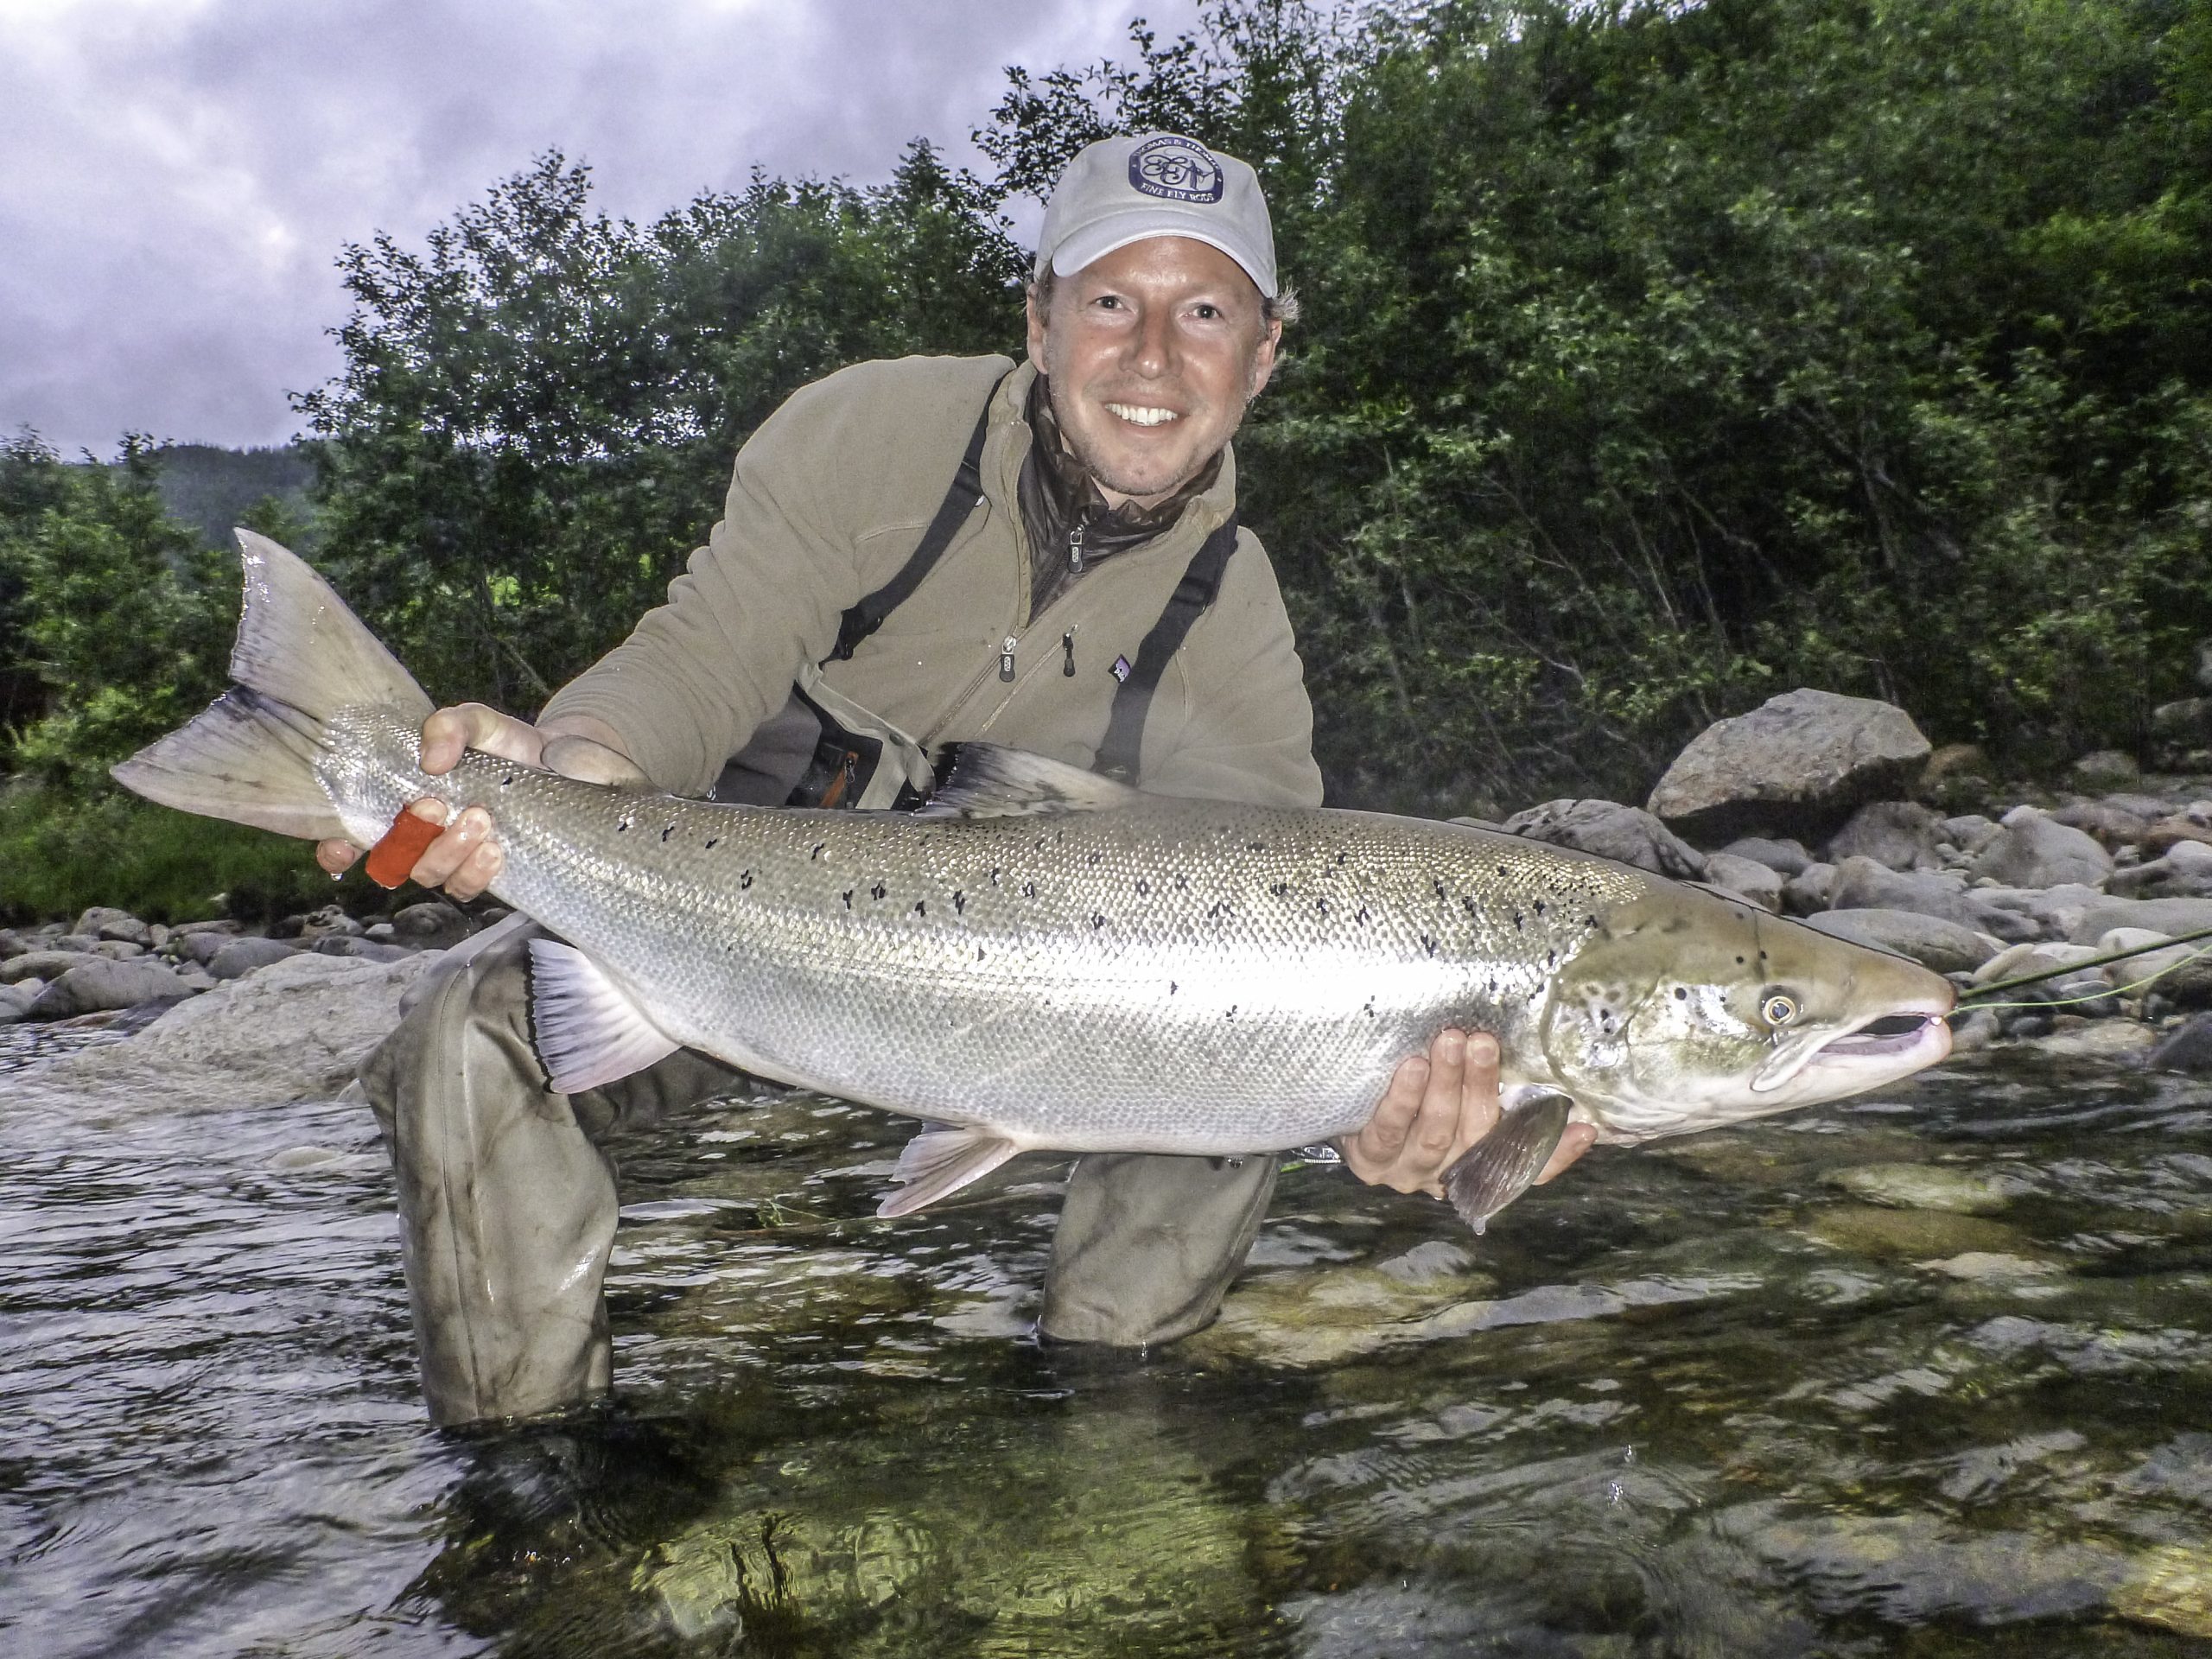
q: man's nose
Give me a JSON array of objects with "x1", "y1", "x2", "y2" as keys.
[{"x1": 1124, "y1": 306, "x2": 1175, "y2": 377}]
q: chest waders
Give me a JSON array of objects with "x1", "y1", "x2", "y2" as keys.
[{"x1": 710, "y1": 378, "x2": 1241, "y2": 810}]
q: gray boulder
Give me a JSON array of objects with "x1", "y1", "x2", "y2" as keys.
[
  {"x1": 1646, "y1": 689, "x2": 1932, "y2": 842},
  {"x1": 169, "y1": 918, "x2": 243, "y2": 939},
  {"x1": 1824, "y1": 800, "x2": 1945, "y2": 872},
  {"x1": 1782, "y1": 861, "x2": 1837, "y2": 916},
  {"x1": 2151, "y1": 696, "x2": 2212, "y2": 742},
  {"x1": 1700, "y1": 853, "x2": 1783, "y2": 912},
  {"x1": 1716, "y1": 836, "x2": 1811, "y2": 877},
  {"x1": 1802, "y1": 908, "x2": 2000, "y2": 975},
  {"x1": 0, "y1": 927, "x2": 30, "y2": 960},
  {"x1": 1940, "y1": 814, "x2": 2001, "y2": 855},
  {"x1": 2067, "y1": 896, "x2": 2212, "y2": 946},
  {"x1": 2150, "y1": 1014, "x2": 2212, "y2": 1073},
  {"x1": 1502, "y1": 798, "x2": 1708, "y2": 880},
  {"x1": 1967, "y1": 809, "x2": 2113, "y2": 891},
  {"x1": 173, "y1": 929, "x2": 244, "y2": 968},
  {"x1": 0, "y1": 949, "x2": 109, "y2": 985},
  {"x1": 0, "y1": 982, "x2": 37, "y2": 1025},
  {"x1": 48, "y1": 935, "x2": 144, "y2": 958},
  {"x1": 26, "y1": 957, "x2": 195, "y2": 1020},
  {"x1": 387, "y1": 900, "x2": 478, "y2": 950},
  {"x1": 2069, "y1": 750, "x2": 2140, "y2": 791},
  {"x1": 2050, "y1": 800, "x2": 2153, "y2": 849},
  {"x1": 1971, "y1": 884, "x2": 2111, "y2": 943},
  {"x1": 208, "y1": 937, "x2": 302, "y2": 980},
  {"x1": 2109, "y1": 839, "x2": 2212, "y2": 900},
  {"x1": 309, "y1": 935, "x2": 416, "y2": 963},
  {"x1": 73, "y1": 906, "x2": 153, "y2": 946}
]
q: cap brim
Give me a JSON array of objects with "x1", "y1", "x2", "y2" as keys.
[{"x1": 1046, "y1": 208, "x2": 1276, "y2": 298}]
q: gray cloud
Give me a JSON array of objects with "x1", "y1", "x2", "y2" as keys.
[{"x1": 0, "y1": 0, "x2": 1200, "y2": 454}]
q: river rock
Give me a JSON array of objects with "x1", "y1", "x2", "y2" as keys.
[
  {"x1": 1918, "y1": 741, "x2": 1995, "y2": 805},
  {"x1": 1701, "y1": 853, "x2": 1783, "y2": 912},
  {"x1": 1941, "y1": 814, "x2": 2001, "y2": 854},
  {"x1": 2151, "y1": 696, "x2": 2212, "y2": 743},
  {"x1": 47, "y1": 935, "x2": 145, "y2": 958},
  {"x1": 207, "y1": 937, "x2": 302, "y2": 980},
  {"x1": 169, "y1": 918, "x2": 243, "y2": 939},
  {"x1": 2109, "y1": 839, "x2": 2212, "y2": 900},
  {"x1": 1783, "y1": 861, "x2": 1836, "y2": 915},
  {"x1": 1502, "y1": 798, "x2": 1708, "y2": 879},
  {"x1": 1970, "y1": 883, "x2": 2109, "y2": 943},
  {"x1": 172, "y1": 929, "x2": 242, "y2": 968},
  {"x1": 1717, "y1": 836, "x2": 1812, "y2": 877},
  {"x1": 2067, "y1": 896, "x2": 2212, "y2": 946},
  {"x1": 0, "y1": 982, "x2": 37, "y2": 1025},
  {"x1": 2050, "y1": 800, "x2": 2154, "y2": 849},
  {"x1": 25, "y1": 957, "x2": 196, "y2": 1020},
  {"x1": 9, "y1": 951, "x2": 437, "y2": 1111},
  {"x1": 387, "y1": 899, "x2": 478, "y2": 950},
  {"x1": 1821, "y1": 1162, "x2": 2024, "y2": 1214},
  {"x1": 1827, "y1": 858, "x2": 2033, "y2": 938},
  {"x1": 0, "y1": 949, "x2": 110, "y2": 985},
  {"x1": 1802, "y1": 909, "x2": 2000, "y2": 974},
  {"x1": 73, "y1": 906, "x2": 151, "y2": 945},
  {"x1": 2070, "y1": 750, "x2": 2140, "y2": 791},
  {"x1": 1825, "y1": 800, "x2": 1945, "y2": 871},
  {"x1": 308, "y1": 934, "x2": 416, "y2": 963},
  {"x1": 1647, "y1": 690, "x2": 1932, "y2": 842},
  {"x1": 2148, "y1": 1014, "x2": 2212, "y2": 1072},
  {"x1": 1968, "y1": 808, "x2": 2113, "y2": 890}
]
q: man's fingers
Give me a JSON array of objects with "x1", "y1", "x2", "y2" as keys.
[
  {"x1": 419, "y1": 703, "x2": 543, "y2": 776},
  {"x1": 1411, "y1": 1029, "x2": 1466, "y2": 1156},
  {"x1": 1535, "y1": 1122, "x2": 1598, "y2": 1185},
  {"x1": 314, "y1": 838, "x2": 361, "y2": 875}
]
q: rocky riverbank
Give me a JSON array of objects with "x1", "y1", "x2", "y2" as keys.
[{"x1": 11, "y1": 686, "x2": 2212, "y2": 1076}]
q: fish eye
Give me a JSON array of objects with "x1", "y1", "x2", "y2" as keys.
[{"x1": 1760, "y1": 992, "x2": 1800, "y2": 1027}]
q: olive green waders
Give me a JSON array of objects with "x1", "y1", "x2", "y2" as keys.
[{"x1": 359, "y1": 923, "x2": 1278, "y2": 1427}]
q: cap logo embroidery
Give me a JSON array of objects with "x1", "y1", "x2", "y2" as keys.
[{"x1": 1128, "y1": 137, "x2": 1224, "y2": 204}]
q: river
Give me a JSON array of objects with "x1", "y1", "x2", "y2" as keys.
[{"x1": 5, "y1": 1016, "x2": 2212, "y2": 1655}]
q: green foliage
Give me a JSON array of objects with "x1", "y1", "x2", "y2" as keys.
[
  {"x1": 300, "y1": 143, "x2": 1025, "y2": 712},
  {"x1": 0, "y1": 784, "x2": 372, "y2": 925},
  {"x1": 0, "y1": 433, "x2": 232, "y2": 790}
]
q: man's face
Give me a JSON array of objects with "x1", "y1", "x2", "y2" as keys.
[{"x1": 1026, "y1": 236, "x2": 1281, "y2": 509}]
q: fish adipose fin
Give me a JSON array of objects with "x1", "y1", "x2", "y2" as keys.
[
  {"x1": 1441, "y1": 1090, "x2": 1573, "y2": 1236},
  {"x1": 916, "y1": 743, "x2": 1145, "y2": 820},
  {"x1": 111, "y1": 529, "x2": 435, "y2": 841},
  {"x1": 526, "y1": 938, "x2": 682, "y2": 1095},
  {"x1": 877, "y1": 1127, "x2": 1023, "y2": 1216}
]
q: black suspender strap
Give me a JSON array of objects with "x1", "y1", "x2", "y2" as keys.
[
  {"x1": 1093, "y1": 515, "x2": 1240, "y2": 784},
  {"x1": 826, "y1": 381, "x2": 1000, "y2": 663}
]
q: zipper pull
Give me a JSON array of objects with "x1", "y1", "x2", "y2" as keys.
[
  {"x1": 999, "y1": 634, "x2": 1018, "y2": 682},
  {"x1": 1061, "y1": 627, "x2": 1077, "y2": 677},
  {"x1": 1068, "y1": 520, "x2": 1085, "y2": 577}
]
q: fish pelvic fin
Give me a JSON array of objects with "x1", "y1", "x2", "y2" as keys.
[
  {"x1": 877, "y1": 1127, "x2": 1024, "y2": 1216},
  {"x1": 915, "y1": 743, "x2": 1145, "y2": 819},
  {"x1": 525, "y1": 938, "x2": 682, "y2": 1095},
  {"x1": 1441, "y1": 1091, "x2": 1573, "y2": 1236},
  {"x1": 110, "y1": 530, "x2": 435, "y2": 841}
]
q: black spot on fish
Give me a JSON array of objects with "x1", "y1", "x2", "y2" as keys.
[
  {"x1": 1513, "y1": 912, "x2": 1525, "y2": 930},
  {"x1": 1225, "y1": 1005, "x2": 1237, "y2": 1020},
  {"x1": 1357, "y1": 906, "x2": 1370, "y2": 925},
  {"x1": 1534, "y1": 899, "x2": 1548, "y2": 916},
  {"x1": 740, "y1": 871, "x2": 753, "y2": 890},
  {"x1": 977, "y1": 946, "x2": 986, "y2": 961},
  {"x1": 811, "y1": 842, "x2": 826, "y2": 861},
  {"x1": 1422, "y1": 935, "x2": 1438, "y2": 957},
  {"x1": 1090, "y1": 913, "x2": 1105, "y2": 929},
  {"x1": 1089, "y1": 851, "x2": 1101, "y2": 866},
  {"x1": 871, "y1": 882, "x2": 887, "y2": 901},
  {"x1": 914, "y1": 901, "x2": 926, "y2": 917},
  {"x1": 1174, "y1": 874, "x2": 1188, "y2": 890},
  {"x1": 500, "y1": 772, "x2": 514, "y2": 787},
  {"x1": 1497, "y1": 864, "x2": 1509, "y2": 877},
  {"x1": 989, "y1": 868, "x2": 1002, "y2": 886},
  {"x1": 1462, "y1": 896, "x2": 1479, "y2": 918},
  {"x1": 842, "y1": 889, "x2": 854, "y2": 909},
  {"x1": 1136, "y1": 880, "x2": 1150, "y2": 895},
  {"x1": 704, "y1": 837, "x2": 720, "y2": 850},
  {"x1": 1315, "y1": 897, "x2": 1329, "y2": 914},
  {"x1": 1022, "y1": 881, "x2": 1037, "y2": 899},
  {"x1": 1546, "y1": 950, "x2": 1557, "y2": 968},
  {"x1": 661, "y1": 824, "x2": 675, "y2": 842},
  {"x1": 1208, "y1": 901, "x2": 1224, "y2": 919},
  {"x1": 1270, "y1": 881, "x2": 1289, "y2": 898},
  {"x1": 1336, "y1": 850, "x2": 1348, "y2": 867},
  {"x1": 953, "y1": 892, "x2": 965, "y2": 914},
  {"x1": 1433, "y1": 879, "x2": 1448, "y2": 902},
  {"x1": 1169, "y1": 981, "x2": 1178, "y2": 995},
  {"x1": 617, "y1": 817, "x2": 632, "y2": 833}
]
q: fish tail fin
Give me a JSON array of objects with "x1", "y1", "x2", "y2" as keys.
[{"x1": 110, "y1": 529, "x2": 435, "y2": 842}]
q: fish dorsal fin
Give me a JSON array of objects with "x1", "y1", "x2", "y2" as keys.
[
  {"x1": 526, "y1": 938, "x2": 681, "y2": 1095},
  {"x1": 877, "y1": 1126, "x2": 1025, "y2": 1215},
  {"x1": 914, "y1": 743, "x2": 1144, "y2": 820}
]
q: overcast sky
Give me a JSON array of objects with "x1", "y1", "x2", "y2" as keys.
[{"x1": 2, "y1": 0, "x2": 1204, "y2": 456}]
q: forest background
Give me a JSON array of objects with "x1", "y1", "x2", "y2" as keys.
[{"x1": 4, "y1": 0, "x2": 2209, "y2": 920}]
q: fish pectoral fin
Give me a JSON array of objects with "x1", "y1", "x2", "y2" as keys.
[
  {"x1": 1440, "y1": 1091, "x2": 1573, "y2": 1236},
  {"x1": 525, "y1": 938, "x2": 682, "y2": 1095},
  {"x1": 914, "y1": 744, "x2": 1144, "y2": 819},
  {"x1": 877, "y1": 1128, "x2": 1024, "y2": 1217}
]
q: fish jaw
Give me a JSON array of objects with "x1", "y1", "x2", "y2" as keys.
[{"x1": 1749, "y1": 995, "x2": 1955, "y2": 1106}]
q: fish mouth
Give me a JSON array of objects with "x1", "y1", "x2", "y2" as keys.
[{"x1": 1752, "y1": 1002, "x2": 1955, "y2": 1095}]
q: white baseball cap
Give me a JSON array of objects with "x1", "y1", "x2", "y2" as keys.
[{"x1": 1035, "y1": 132, "x2": 1278, "y2": 299}]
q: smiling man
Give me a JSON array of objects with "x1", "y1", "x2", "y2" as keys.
[{"x1": 335, "y1": 132, "x2": 1591, "y2": 1427}]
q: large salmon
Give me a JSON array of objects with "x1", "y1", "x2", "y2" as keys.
[{"x1": 116, "y1": 532, "x2": 1952, "y2": 1228}]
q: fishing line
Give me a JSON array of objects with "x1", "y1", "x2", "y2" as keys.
[{"x1": 1950, "y1": 922, "x2": 2212, "y2": 1017}]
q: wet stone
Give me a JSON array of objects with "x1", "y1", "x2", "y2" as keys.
[
  {"x1": 1801, "y1": 1205, "x2": 2037, "y2": 1262},
  {"x1": 1821, "y1": 1162, "x2": 2025, "y2": 1214}
]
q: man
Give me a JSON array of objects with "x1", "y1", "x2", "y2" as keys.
[{"x1": 324, "y1": 132, "x2": 1592, "y2": 1427}]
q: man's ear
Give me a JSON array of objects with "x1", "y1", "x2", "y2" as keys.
[
  {"x1": 1025, "y1": 285, "x2": 1050, "y2": 375},
  {"x1": 1247, "y1": 316, "x2": 1283, "y2": 399}
]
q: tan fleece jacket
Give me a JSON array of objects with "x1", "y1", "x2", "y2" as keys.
[{"x1": 539, "y1": 354, "x2": 1324, "y2": 810}]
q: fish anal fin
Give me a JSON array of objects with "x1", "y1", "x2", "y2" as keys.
[
  {"x1": 877, "y1": 1127, "x2": 1024, "y2": 1216},
  {"x1": 1441, "y1": 1091, "x2": 1573, "y2": 1236},
  {"x1": 915, "y1": 743, "x2": 1143, "y2": 819},
  {"x1": 526, "y1": 938, "x2": 681, "y2": 1095}
]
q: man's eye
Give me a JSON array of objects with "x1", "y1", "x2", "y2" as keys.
[{"x1": 1192, "y1": 303, "x2": 1220, "y2": 319}]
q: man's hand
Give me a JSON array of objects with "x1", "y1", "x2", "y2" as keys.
[
  {"x1": 1340, "y1": 1028, "x2": 1595, "y2": 1198},
  {"x1": 313, "y1": 704, "x2": 643, "y2": 902}
]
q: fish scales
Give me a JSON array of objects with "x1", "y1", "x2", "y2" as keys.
[{"x1": 324, "y1": 709, "x2": 1644, "y2": 1153}]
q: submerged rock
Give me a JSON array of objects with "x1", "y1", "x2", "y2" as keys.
[
  {"x1": 1821, "y1": 1162, "x2": 2024, "y2": 1215},
  {"x1": 2148, "y1": 1014, "x2": 2212, "y2": 1072}
]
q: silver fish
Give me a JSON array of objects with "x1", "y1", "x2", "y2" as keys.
[{"x1": 116, "y1": 532, "x2": 1954, "y2": 1226}]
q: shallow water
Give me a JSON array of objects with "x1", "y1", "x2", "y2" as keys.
[{"x1": 7, "y1": 1020, "x2": 2212, "y2": 1656}]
